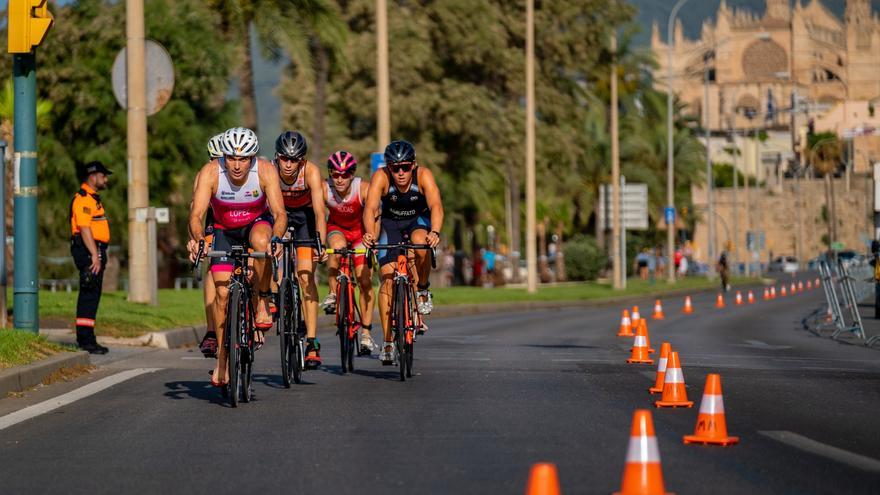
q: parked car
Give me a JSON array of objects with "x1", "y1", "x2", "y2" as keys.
[{"x1": 769, "y1": 256, "x2": 798, "y2": 273}]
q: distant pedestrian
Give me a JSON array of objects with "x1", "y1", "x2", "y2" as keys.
[
  {"x1": 70, "y1": 161, "x2": 112, "y2": 354},
  {"x1": 647, "y1": 249, "x2": 657, "y2": 285},
  {"x1": 717, "y1": 251, "x2": 730, "y2": 292},
  {"x1": 482, "y1": 248, "x2": 496, "y2": 288},
  {"x1": 677, "y1": 255, "x2": 688, "y2": 279},
  {"x1": 636, "y1": 249, "x2": 650, "y2": 280}
]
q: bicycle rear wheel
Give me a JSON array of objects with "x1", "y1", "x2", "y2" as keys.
[
  {"x1": 278, "y1": 279, "x2": 293, "y2": 388},
  {"x1": 241, "y1": 297, "x2": 254, "y2": 403},
  {"x1": 226, "y1": 285, "x2": 243, "y2": 407},
  {"x1": 292, "y1": 286, "x2": 304, "y2": 384},
  {"x1": 405, "y1": 290, "x2": 415, "y2": 378},
  {"x1": 337, "y1": 279, "x2": 350, "y2": 373}
]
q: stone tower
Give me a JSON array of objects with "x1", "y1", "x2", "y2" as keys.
[
  {"x1": 765, "y1": 0, "x2": 791, "y2": 20},
  {"x1": 846, "y1": 0, "x2": 871, "y2": 24}
]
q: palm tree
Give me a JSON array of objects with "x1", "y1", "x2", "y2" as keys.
[
  {"x1": 207, "y1": 0, "x2": 347, "y2": 132},
  {"x1": 810, "y1": 134, "x2": 843, "y2": 246}
]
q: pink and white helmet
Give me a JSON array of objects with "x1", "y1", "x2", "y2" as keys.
[{"x1": 327, "y1": 150, "x2": 357, "y2": 174}]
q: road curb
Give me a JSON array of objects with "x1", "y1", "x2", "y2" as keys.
[
  {"x1": 41, "y1": 326, "x2": 206, "y2": 350},
  {"x1": 0, "y1": 351, "x2": 91, "y2": 397}
]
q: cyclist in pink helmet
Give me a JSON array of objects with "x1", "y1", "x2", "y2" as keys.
[{"x1": 322, "y1": 150, "x2": 376, "y2": 354}]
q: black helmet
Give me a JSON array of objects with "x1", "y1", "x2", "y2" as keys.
[
  {"x1": 275, "y1": 131, "x2": 308, "y2": 160},
  {"x1": 383, "y1": 140, "x2": 415, "y2": 164}
]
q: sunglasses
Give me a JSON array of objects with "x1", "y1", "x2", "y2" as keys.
[
  {"x1": 330, "y1": 171, "x2": 353, "y2": 179},
  {"x1": 277, "y1": 155, "x2": 304, "y2": 164},
  {"x1": 388, "y1": 162, "x2": 414, "y2": 173}
]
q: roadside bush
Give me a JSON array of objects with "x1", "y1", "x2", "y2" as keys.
[{"x1": 564, "y1": 235, "x2": 606, "y2": 281}]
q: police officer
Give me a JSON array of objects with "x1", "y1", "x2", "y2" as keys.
[{"x1": 70, "y1": 161, "x2": 112, "y2": 354}]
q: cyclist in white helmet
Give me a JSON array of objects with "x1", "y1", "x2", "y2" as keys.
[
  {"x1": 188, "y1": 127, "x2": 287, "y2": 388},
  {"x1": 194, "y1": 133, "x2": 224, "y2": 358}
]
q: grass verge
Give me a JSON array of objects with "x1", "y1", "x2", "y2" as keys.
[
  {"x1": 0, "y1": 330, "x2": 68, "y2": 370},
  {"x1": 25, "y1": 275, "x2": 753, "y2": 339}
]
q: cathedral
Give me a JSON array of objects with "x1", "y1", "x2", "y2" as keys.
[{"x1": 652, "y1": 0, "x2": 880, "y2": 134}]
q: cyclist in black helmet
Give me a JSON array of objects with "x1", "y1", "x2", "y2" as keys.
[{"x1": 363, "y1": 140, "x2": 444, "y2": 365}]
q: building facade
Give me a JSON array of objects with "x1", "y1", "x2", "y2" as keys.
[{"x1": 652, "y1": 0, "x2": 880, "y2": 136}]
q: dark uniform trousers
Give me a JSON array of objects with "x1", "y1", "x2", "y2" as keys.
[{"x1": 71, "y1": 236, "x2": 107, "y2": 344}]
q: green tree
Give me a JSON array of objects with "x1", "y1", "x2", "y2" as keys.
[
  {"x1": 207, "y1": 0, "x2": 347, "y2": 133},
  {"x1": 0, "y1": 0, "x2": 237, "y2": 283}
]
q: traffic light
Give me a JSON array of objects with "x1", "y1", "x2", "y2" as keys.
[{"x1": 7, "y1": 0, "x2": 54, "y2": 54}]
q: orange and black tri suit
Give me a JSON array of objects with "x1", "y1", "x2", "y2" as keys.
[{"x1": 70, "y1": 183, "x2": 110, "y2": 343}]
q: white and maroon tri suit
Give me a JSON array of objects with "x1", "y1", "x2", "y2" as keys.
[{"x1": 280, "y1": 165, "x2": 317, "y2": 242}]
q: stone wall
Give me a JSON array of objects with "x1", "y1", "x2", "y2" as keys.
[{"x1": 691, "y1": 175, "x2": 874, "y2": 266}]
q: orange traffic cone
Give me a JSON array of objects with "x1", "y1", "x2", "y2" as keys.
[
  {"x1": 763, "y1": 288, "x2": 770, "y2": 301},
  {"x1": 735, "y1": 291, "x2": 743, "y2": 306},
  {"x1": 807, "y1": 280, "x2": 813, "y2": 290},
  {"x1": 655, "y1": 351, "x2": 693, "y2": 408},
  {"x1": 780, "y1": 286, "x2": 787, "y2": 297},
  {"x1": 797, "y1": 281, "x2": 804, "y2": 292},
  {"x1": 770, "y1": 287, "x2": 776, "y2": 299},
  {"x1": 618, "y1": 309, "x2": 634, "y2": 337},
  {"x1": 715, "y1": 293, "x2": 725, "y2": 308},
  {"x1": 825, "y1": 306, "x2": 834, "y2": 323},
  {"x1": 632, "y1": 306, "x2": 641, "y2": 323},
  {"x1": 638, "y1": 319, "x2": 655, "y2": 354},
  {"x1": 652, "y1": 300, "x2": 665, "y2": 320},
  {"x1": 682, "y1": 296, "x2": 693, "y2": 314},
  {"x1": 790, "y1": 282, "x2": 796, "y2": 294},
  {"x1": 525, "y1": 463, "x2": 561, "y2": 495},
  {"x1": 627, "y1": 322, "x2": 654, "y2": 365},
  {"x1": 613, "y1": 410, "x2": 670, "y2": 495},
  {"x1": 747, "y1": 290, "x2": 755, "y2": 304},
  {"x1": 815, "y1": 278, "x2": 821, "y2": 287},
  {"x1": 683, "y1": 374, "x2": 739, "y2": 446},
  {"x1": 649, "y1": 343, "x2": 671, "y2": 394}
]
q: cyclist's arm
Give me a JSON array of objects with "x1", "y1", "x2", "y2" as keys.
[
  {"x1": 420, "y1": 167, "x2": 444, "y2": 236},
  {"x1": 259, "y1": 158, "x2": 288, "y2": 239},
  {"x1": 188, "y1": 163, "x2": 215, "y2": 242},
  {"x1": 306, "y1": 162, "x2": 327, "y2": 243},
  {"x1": 359, "y1": 178, "x2": 370, "y2": 206},
  {"x1": 363, "y1": 170, "x2": 387, "y2": 239}
]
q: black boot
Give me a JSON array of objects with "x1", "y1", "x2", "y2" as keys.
[{"x1": 76, "y1": 326, "x2": 108, "y2": 354}]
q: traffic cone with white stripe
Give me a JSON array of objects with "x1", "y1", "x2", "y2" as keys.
[
  {"x1": 638, "y1": 319, "x2": 655, "y2": 354},
  {"x1": 747, "y1": 290, "x2": 755, "y2": 304},
  {"x1": 797, "y1": 281, "x2": 804, "y2": 292},
  {"x1": 780, "y1": 286, "x2": 787, "y2": 297},
  {"x1": 770, "y1": 286, "x2": 777, "y2": 299},
  {"x1": 815, "y1": 277, "x2": 821, "y2": 287},
  {"x1": 525, "y1": 463, "x2": 561, "y2": 495},
  {"x1": 682, "y1": 296, "x2": 693, "y2": 314},
  {"x1": 652, "y1": 300, "x2": 665, "y2": 320},
  {"x1": 807, "y1": 280, "x2": 813, "y2": 290},
  {"x1": 613, "y1": 410, "x2": 670, "y2": 495},
  {"x1": 683, "y1": 374, "x2": 739, "y2": 446},
  {"x1": 735, "y1": 291, "x2": 743, "y2": 306},
  {"x1": 654, "y1": 351, "x2": 693, "y2": 408},
  {"x1": 763, "y1": 288, "x2": 770, "y2": 301},
  {"x1": 627, "y1": 321, "x2": 654, "y2": 365},
  {"x1": 649, "y1": 343, "x2": 671, "y2": 394},
  {"x1": 715, "y1": 293, "x2": 725, "y2": 308},
  {"x1": 631, "y1": 306, "x2": 641, "y2": 324},
  {"x1": 618, "y1": 309, "x2": 634, "y2": 337},
  {"x1": 790, "y1": 282, "x2": 796, "y2": 294}
]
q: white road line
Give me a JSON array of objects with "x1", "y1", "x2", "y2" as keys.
[
  {"x1": 0, "y1": 368, "x2": 162, "y2": 432},
  {"x1": 759, "y1": 430, "x2": 880, "y2": 473}
]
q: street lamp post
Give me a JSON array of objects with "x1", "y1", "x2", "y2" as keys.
[
  {"x1": 666, "y1": 0, "x2": 690, "y2": 282},
  {"x1": 525, "y1": 0, "x2": 537, "y2": 293}
]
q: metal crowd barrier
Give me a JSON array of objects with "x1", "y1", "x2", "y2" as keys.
[{"x1": 811, "y1": 259, "x2": 874, "y2": 344}]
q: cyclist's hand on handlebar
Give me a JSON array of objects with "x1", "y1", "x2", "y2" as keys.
[
  {"x1": 362, "y1": 233, "x2": 376, "y2": 248},
  {"x1": 187, "y1": 239, "x2": 203, "y2": 263},
  {"x1": 426, "y1": 230, "x2": 441, "y2": 248},
  {"x1": 318, "y1": 247, "x2": 329, "y2": 263}
]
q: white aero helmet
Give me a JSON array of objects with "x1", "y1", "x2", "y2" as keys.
[
  {"x1": 207, "y1": 133, "x2": 224, "y2": 159},
  {"x1": 221, "y1": 127, "x2": 260, "y2": 157}
]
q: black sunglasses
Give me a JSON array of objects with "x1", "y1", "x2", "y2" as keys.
[{"x1": 388, "y1": 162, "x2": 413, "y2": 173}]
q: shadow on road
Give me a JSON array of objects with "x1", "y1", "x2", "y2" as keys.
[
  {"x1": 523, "y1": 344, "x2": 599, "y2": 349},
  {"x1": 163, "y1": 380, "x2": 230, "y2": 406}
]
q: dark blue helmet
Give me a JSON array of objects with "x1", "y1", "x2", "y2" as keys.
[{"x1": 383, "y1": 140, "x2": 415, "y2": 164}]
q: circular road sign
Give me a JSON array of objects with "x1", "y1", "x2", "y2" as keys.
[{"x1": 111, "y1": 39, "x2": 175, "y2": 116}]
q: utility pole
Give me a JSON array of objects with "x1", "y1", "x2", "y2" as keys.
[
  {"x1": 611, "y1": 33, "x2": 622, "y2": 290},
  {"x1": 0, "y1": 141, "x2": 6, "y2": 328},
  {"x1": 525, "y1": 0, "x2": 537, "y2": 293},
  {"x1": 126, "y1": 0, "x2": 154, "y2": 304},
  {"x1": 732, "y1": 128, "x2": 739, "y2": 272},
  {"x1": 703, "y1": 52, "x2": 715, "y2": 277},
  {"x1": 9, "y1": 0, "x2": 54, "y2": 331},
  {"x1": 666, "y1": 0, "x2": 690, "y2": 283},
  {"x1": 376, "y1": 0, "x2": 391, "y2": 149}
]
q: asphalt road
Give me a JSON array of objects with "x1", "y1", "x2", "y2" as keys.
[{"x1": 1, "y1": 279, "x2": 879, "y2": 494}]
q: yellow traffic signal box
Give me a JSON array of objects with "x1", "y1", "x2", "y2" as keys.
[{"x1": 8, "y1": 0, "x2": 54, "y2": 54}]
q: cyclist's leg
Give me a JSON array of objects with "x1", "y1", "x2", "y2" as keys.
[
  {"x1": 324, "y1": 229, "x2": 346, "y2": 309},
  {"x1": 292, "y1": 208, "x2": 321, "y2": 360},
  {"x1": 408, "y1": 217, "x2": 433, "y2": 314},
  {"x1": 248, "y1": 220, "x2": 273, "y2": 330},
  {"x1": 209, "y1": 230, "x2": 234, "y2": 384},
  {"x1": 353, "y1": 239, "x2": 374, "y2": 328}
]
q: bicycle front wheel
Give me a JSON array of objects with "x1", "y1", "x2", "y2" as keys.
[
  {"x1": 394, "y1": 280, "x2": 409, "y2": 381},
  {"x1": 337, "y1": 279, "x2": 350, "y2": 373},
  {"x1": 278, "y1": 279, "x2": 293, "y2": 388},
  {"x1": 226, "y1": 285, "x2": 243, "y2": 407}
]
